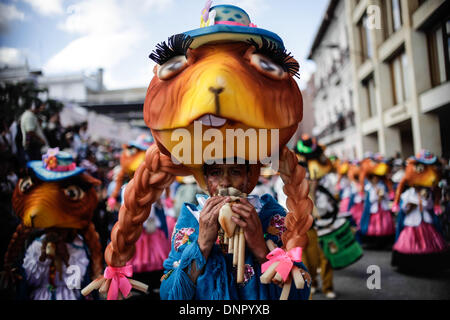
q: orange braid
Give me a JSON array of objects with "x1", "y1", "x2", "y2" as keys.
[
  {"x1": 279, "y1": 147, "x2": 314, "y2": 251},
  {"x1": 4, "y1": 224, "x2": 33, "y2": 271},
  {"x1": 81, "y1": 222, "x2": 104, "y2": 278},
  {"x1": 105, "y1": 144, "x2": 191, "y2": 267}
]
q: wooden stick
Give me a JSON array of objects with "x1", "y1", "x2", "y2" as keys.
[
  {"x1": 291, "y1": 267, "x2": 305, "y2": 289},
  {"x1": 99, "y1": 278, "x2": 111, "y2": 295},
  {"x1": 237, "y1": 227, "x2": 245, "y2": 283},
  {"x1": 280, "y1": 276, "x2": 292, "y2": 300},
  {"x1": 233, "y1": 228, "x2": 239, "y2": 266},
  {"x1": 266, "y1": 239, "x2": 277, "y2": 251},
  {"x1": 260, "y1": 261, "x2": 280, "y2": 284},
  {"x1": 228, "y1": 234, "x2": 234, "y2": 253},
  {"x1": 81, "y1": 276, "x2": 105, "y2": 296},
  {"x1": 129, "y1": 279, "x2": 149, "y2": 293},
  {"x1": 274, "y1": 272, "x2": 283, "y2": 283},
  {"x1": 265, "y1": 239, "x2": 283, "y2": 283}
]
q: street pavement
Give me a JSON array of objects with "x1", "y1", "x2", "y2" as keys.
[{"x1": 311, "y1": 244, "x2": 450, "y2": 300}]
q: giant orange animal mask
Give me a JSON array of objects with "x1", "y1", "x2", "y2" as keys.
[{"x1": 146, "y1": 40, "x2": 302, "y2": 190}]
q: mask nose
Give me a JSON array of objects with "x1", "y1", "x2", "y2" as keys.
[{"x1": 209, "y1": 86, "x2": 224, "y2": 114}]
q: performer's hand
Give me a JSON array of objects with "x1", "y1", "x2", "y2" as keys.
[
  {"x1": 231, "y1": 198, "x2": 269, "y2": 264},
  {"x1": 198, "y1": 196, "x2": 229, "y2": 259},
  {"x1": 107, "y1": 197, "x2": 117, "y2": 212}
]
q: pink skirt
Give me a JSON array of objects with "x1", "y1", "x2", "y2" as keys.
[
  {"x1": 393, "y1": 222, "x2": 448, "y2": 255},
  {"x1": 350, "y1": 202, "x2": 364, "y2": 227},
  {"x1": 339, "y1": 197, "x2": 351, "y2": 215},
  {"x1": 130, "y1": 228, "x2": 171, "y2": 273},
  {"x1": 366, "y1": 209, "x2": 395, "y2": 237}
]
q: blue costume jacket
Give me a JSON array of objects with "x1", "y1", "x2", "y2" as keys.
[{"x1": 160, "y1": 194, "x2": 310, "y2": 300}]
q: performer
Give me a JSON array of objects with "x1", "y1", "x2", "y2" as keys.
[
  {"x1": 391, "y1": 151, "x2": 449, "y2": 270},
  {"x1": 2, "y1": 148, "x2": 103, "y2": 300},
  {"x1": 296, "y1": 135, "x2": 338, "y2": 299},
  {"x1": 160, "y1": 162, "x2": 311, "y2": 300},
  {"x1": 336, "y1": 159, "x2": 351, "y2": 219},
  {"x1": 82, "y1": 1, "x2": 314, "y2": 300},
  {"x1": 347, "y1": 160, "x2": 364, "y2": 227},
  {"x1": 106, "y1": 134, "x2": 154, "y2": 211},
  {"x1": 359, "y1": 153, "x2": 396, "y2": 246}
]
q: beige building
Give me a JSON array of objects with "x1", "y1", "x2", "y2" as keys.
[
  {"x1": 345, "y1": 0, "x2": 450, "y2": 159},
  {"x1": 308, "y1": 0, "x2": 358, "y2": 160}
]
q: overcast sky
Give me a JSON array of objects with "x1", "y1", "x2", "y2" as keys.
[{"x1": 0, "y1": 0, "x2": 329, "y2": 90}]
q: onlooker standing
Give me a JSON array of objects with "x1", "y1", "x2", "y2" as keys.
[{"x1": 20, "y1": 103, "x2": 48, "y2": 160}]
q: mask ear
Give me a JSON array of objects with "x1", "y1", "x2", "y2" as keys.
[{"x1": 79, "y1": 173, "x2": 101, "y2": 187}]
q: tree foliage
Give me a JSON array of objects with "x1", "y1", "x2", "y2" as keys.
[{"x1": 0, "y1": 80, "x2": 64, "y2": 126}]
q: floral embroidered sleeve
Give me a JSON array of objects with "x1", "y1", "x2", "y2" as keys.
[{"x1": 160, "y1": 204, "x2": 205, "y2": 300}]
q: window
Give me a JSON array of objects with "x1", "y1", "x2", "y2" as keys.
[
  {"x1": 389, "y1": 51, "x2": 410, "y2": 105},
  {"x1": 427, "y1": 18, "x2": 450, "y2": 87},
  {"x1": 362, "y1": 76, "x2": 377, "y2": 119},
  {"x1": 358, "y1": 14, "x2": 373, "y2": 62},
  {"x1": 383, "y1": 0, "x2": 403, "y2": 38}
]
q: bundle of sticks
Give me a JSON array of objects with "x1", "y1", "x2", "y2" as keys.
[
  {"x1": 260, "y1": 240, "x2": 307, "y2": 300},
  {"x1": 218, "y1": 187, "x2": 247, "y2": 284}
]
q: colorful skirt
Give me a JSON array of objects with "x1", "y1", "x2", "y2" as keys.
[
  {"x1": 393, "y1": 222, "x2": 448, "y2": 255},
  {"x1": 366, "y1": 209, "x2": 395, "y2": 237},
  {"x1": 339, "y1": 197, "x2": 351, "y2": 216},
  {"x1": 130, "y1": 228, "x2": 171, "y2": 273},
  {"x1": 350, "y1": 202, "x2": 364, "y2": 227}
]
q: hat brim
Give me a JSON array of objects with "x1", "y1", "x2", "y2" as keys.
[
  {"x1": 28, "y1": 161, "x2": 85, "y2": 182},
  {"x1": 412, "y1": 156, "x2": 437, "y2": 165},
  {"x1": 184, "y1": 25, "x2": 285, "y2": 49},
  {"x1": 128, "y1": 142, "x2": 151, "y2": 151}
]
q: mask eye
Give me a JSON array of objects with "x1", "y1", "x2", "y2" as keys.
[
  {"x1": 249, "y1": 53, "x2": 287, "y2": 80},
  {"x1": 63, "y1": 185, "x2": 85, "y2": 201},
  {"x1": 157, "y1": 56, "x2": 188, "y2": 80},
  {"x1": 127, "y1": 147, "x2": 138, "y2": 156},
  {"x1": 415, "y1": 164, "x2": 425, "y2": 173},
  {"x1": 19, "y1": 177, "x2": 34, "y2": 193}
]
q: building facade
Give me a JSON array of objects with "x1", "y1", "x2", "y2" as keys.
[
  {"x1": 308, "y1": 0, "x2": 358, "y2": 160},
  {"x1": 346, "y1": 0, "x2": 450, "y2": 158}
]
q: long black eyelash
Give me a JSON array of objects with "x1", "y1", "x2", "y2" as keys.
[
  {"x1": 149, "y1": 34, "x2": 193, "y2": 65},
  {"x1": 247, "y1": 37, "x2": 300, "y2": 79}
]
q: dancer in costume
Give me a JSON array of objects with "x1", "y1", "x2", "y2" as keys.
[
  {"x1": 82, "y1": 1, "x2": 314, "y2": 301},
  {"x1": 2, "y1": 148, "x2": 103, "y2": 300},
  {"x1": 347, "y1": 160, "x2": 364, "y2": 227},
  {"x1": 106, "y1": 134, "x2": 154, "y2": 211},
  {"x1": 391, "y1": 151, "x2": 449, "y2": 270},
  {"x1": 336, "y1": 160, "x2": 352, "y2": 219},
  {"x1": 359, "y1": 153, "x2": 396, "y2": 246}
]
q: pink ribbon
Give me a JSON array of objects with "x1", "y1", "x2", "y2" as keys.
[
  {"x1": 215, "y1": 21, "x2": 257, "y2": 28},
  {"x1": 104, "y1": 265, "x2": 133, "y2": 300},
  {"x1": 261, "y1": 247, "x2": 302, "y2": 282}
]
